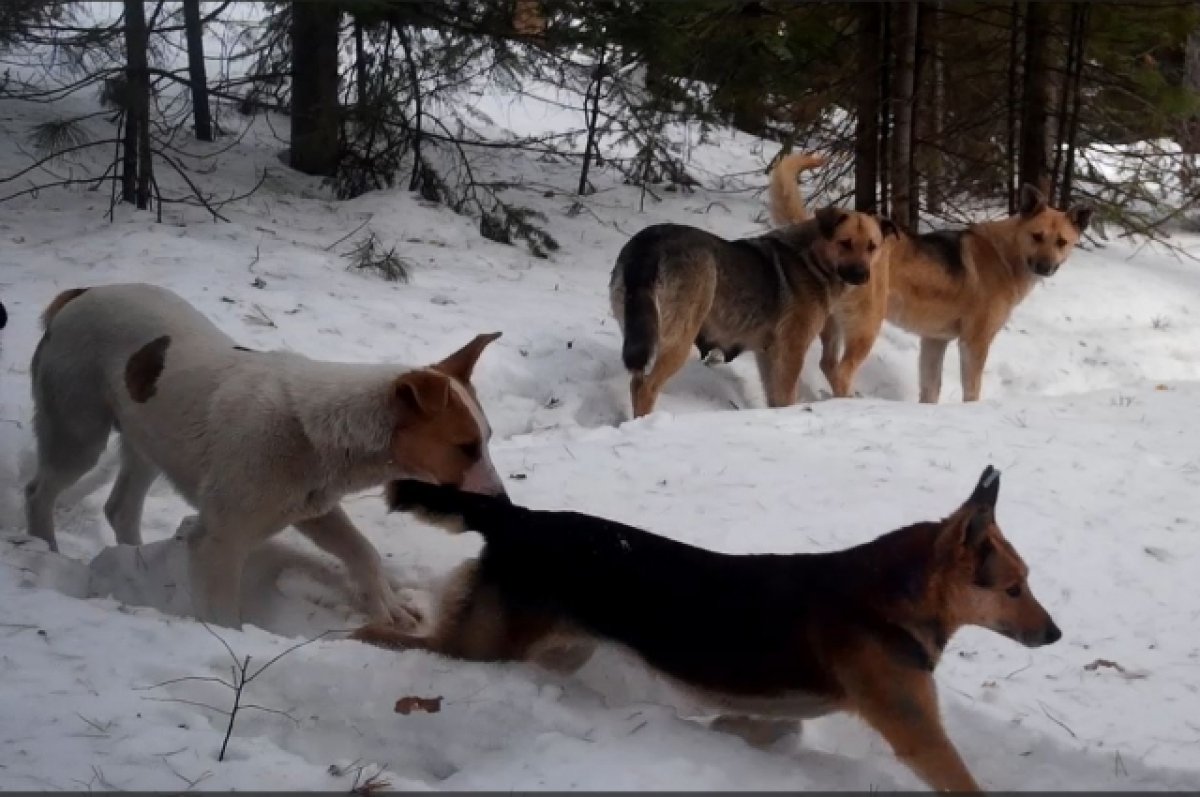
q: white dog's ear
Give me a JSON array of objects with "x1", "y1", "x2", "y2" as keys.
[
  {"x1": 394, "y1": 369, "x2": 450, "y2": 419},
  {"x1": 435, "y1": 331, "x2": 502, "y2": 383}
]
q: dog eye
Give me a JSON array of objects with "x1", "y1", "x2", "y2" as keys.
[
  {"x1": 866, "y1": 242, "x2": 877, "y2": 253},
  {"x1": 1056, "y1": 237, "x2": 1068, "y2": 248},
  {"x1": 1031, "y1": 232, "x2": 1045, "y2": 243},
  {"x1": 839, "y1": 240, "x2": 853, "y2": 251},
  {"x1": 1005, "y1": 584, "x2": 1022, "y2": 598},
  {"x1": 458, "y1": 441, "x2": 481, "y2": 460}
]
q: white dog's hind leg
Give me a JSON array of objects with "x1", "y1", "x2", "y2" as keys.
[
  {"x1": 103, "y1": 439, "x2": 160, "y2": 546},
  {"x1": 25, "y1": 410, "x2": 110, "y2": 552}
]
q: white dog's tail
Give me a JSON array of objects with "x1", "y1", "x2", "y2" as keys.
[
  {"x1": 768, "y1": 152, "x2": 827, "y2": 227},
  {"x1": 41, "y1": 287, "x2": 89, "y2": 330}
]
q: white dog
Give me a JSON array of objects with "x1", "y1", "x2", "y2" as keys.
[{"x1": 25, "y1": 283, "x2": 507, "y2": 628}]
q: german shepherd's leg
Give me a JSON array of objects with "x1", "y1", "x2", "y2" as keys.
[
  {"x1": 957, "y1": 325, "x2": 999, "y2": 402},
  {"x1": 632, "y1": 337, "x2": 694, "y2": 418},
  {"x1": 818, "y1": 316, "x2": 843, "y2": 394},
  {"x1": 293, "y1": 505, "x2": 420, "y2": 629},
  {"x1": 711, "y1": 715, "x2": 801, "y2": 749},
  {"x1": 352, "y1": 560, "x2": 518, "y2": 662},
  {"x1": 918, "y1": 337, "x2": 951, "y2": 404},
  {"x1": 845, "y1": 667, "x2": 979, "y2": 792}
]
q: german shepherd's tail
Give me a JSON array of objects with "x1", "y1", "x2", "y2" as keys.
[
  {"x1": 768, "y1": 152, "x2": 827, "y2": 227},
  {"x1": 616, "y1": 235, "x2": 661, "y2": 374},
  {"x1": 386, "y1": 479, "x2": 515, "y2": 536}
]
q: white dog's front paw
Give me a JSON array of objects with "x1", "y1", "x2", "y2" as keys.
[{"x1": 364, "y1": 578, "x2": 422, "y2": 630}]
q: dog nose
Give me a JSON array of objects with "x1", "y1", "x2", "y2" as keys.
[
  {"x1": 839, "y1": 265, "x2": 869, "y2": 285},
  {"x1": 1043, "y1": 620, "x2": 1062, "y2": 645}
]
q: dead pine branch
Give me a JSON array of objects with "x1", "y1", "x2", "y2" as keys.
[{"x1": 136, "y1": 624, "x2": 334, "y2": 762}]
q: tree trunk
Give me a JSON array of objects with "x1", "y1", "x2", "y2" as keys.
[
  {"x1": 890, "y1": 0, "x2": 920, "y2": 231},
  {"x1": 182, "y1": 0, "x2": 212, "y2": 142},
  {"x1": 123, "y1": 0, "x2": 152, "y2": 209},
  {"x1": 927, "y1": 1, "x2": 944, "y2": 215},
  {"x1": 1051, "y1": 3, "x2": 1080, "y2": 197},
  {"x1": 1018, "y1": 0, "x2": 1050, "y2": 195},
  {"x1": 577, "y1": 46, "x2": 606, "y2": 196},
  {"x1": 878, "y1": 3, "x2": 892, "y2": 218},
  {"x1": 854, "y1": 3, "x2": 881, "y2": 213},
  {"x1": 1060, "y1": 4, "x2": 1089, "y2": 207},
  {"x1": 354, "y1": 17, "x2": 368, "y2": 114},
  {"x1": 1006, "y1": 1, "x2": 1021, "y2": 212},
  {"x1": 291, "y1": 2, "x2": 341, "y2": 177}
]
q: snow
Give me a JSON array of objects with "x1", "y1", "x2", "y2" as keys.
[{"x1": 3, "y1": 33, "x2": 1200, "y2": 792}]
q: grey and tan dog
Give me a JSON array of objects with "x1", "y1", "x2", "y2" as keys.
[
  {"x1": 609, "y1": 206, "x2": 895, "y2": 417},
  {"x1": 25, "y1": 283, "x2": 508, "y2": 628}
]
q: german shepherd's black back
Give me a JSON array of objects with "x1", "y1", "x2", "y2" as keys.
[{"x1": 388, "y1": 480, "x2": 944, "y2": 696}]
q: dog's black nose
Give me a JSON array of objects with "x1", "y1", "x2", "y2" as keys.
[
  {"x1": 1043, "y1": 620, "x2": 1062, "y2": 645},
  {"x1": 1032, "y1": 261, "x2": 1057, "y2": 277},
  {"x1": 839, "y1": 265, "x2": 869, "y2": 285}
]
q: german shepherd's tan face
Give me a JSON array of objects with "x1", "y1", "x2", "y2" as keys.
[
  {"x1": 1014, "y1": 184, "x2": 1093, "y2": 277},
  {"x1": 814, "y1": 207, "x2": 898, "y2": 286},
  {"x1": 934, "y1": 468, "x2": 1061, "y2": 648}
]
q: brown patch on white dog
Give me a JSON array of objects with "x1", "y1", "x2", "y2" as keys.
[{"x1": 124, "y1": 334, "x2": 171, "y2": 403}]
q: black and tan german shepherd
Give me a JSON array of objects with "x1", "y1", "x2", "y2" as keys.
[{"x1": 354, "y1": 467, "x2": 1060, "y2": 792}]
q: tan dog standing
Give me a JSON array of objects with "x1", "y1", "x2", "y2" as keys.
[
  {"x1": 25, "y1": 283, "x2": 508, "y2": 628},
  {"x1": 771, "y1": 164, "x2": 1092, "y2": 402}
]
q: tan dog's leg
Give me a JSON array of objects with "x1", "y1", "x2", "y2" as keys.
[
  {"x1": 918, "y1": 337, "x2": 950, "y2": 404},
  {"x1": 103, "y1": 439, "x2": 160, "y2": 546},
  {"x1": 293, "y1": 505, "x2": 420, "y2": 629},
  {"x1": 957, "y1": 327, "x2": 998, "y2": 403},
  {"x1": 845, "y1": 668, "x2": 979, "y2": 792},
  {"x1": 830, "y1": 321, "x2": 882, "y2": 399},
  {"x1": 631, "y1": 338, "x2": 693, "y2": 418},
  {"x1": 818, "y1": 317, "x2": 843, "y2": 394}
]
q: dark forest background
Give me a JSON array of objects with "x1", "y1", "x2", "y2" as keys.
[{"x1": 4, "y1": 1, "x2": 1200, "y2": 251}]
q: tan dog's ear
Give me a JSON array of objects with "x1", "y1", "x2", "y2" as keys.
[
  {"x1": 1018, "y1": 183, "x2": 1048, "y2": 217},
  {"x1": 395, "y1": 369, "x2": 450, "y2": 420},
  {"x1": 875, "y1": 215, "x2": 899, "y2": 239},
  {"x1": 435, "y1": 331, "x2": 502, "y2": 382},
  {"x1": 1067, "y1": 204, "x2": 1093, "y2": 232},
  {"x1": 814, "y1": 207, "x2": 846, "y2": 239}
]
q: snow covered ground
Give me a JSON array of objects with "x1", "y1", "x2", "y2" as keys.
[{"x1": 3, "y1": 47, "x2": 1200, "y2": 791}]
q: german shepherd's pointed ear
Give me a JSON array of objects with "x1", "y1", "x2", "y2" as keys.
[
  {"x1": 1067, "y1": 204, "x2": 1093, "y2": 232},
  {"x1": 875, "y1": 215, "x2": 899, "y2": 239},
  {"x1": 395, "y1": 369, "x2": 451, "y2": 420},
  {"x1": 1018, "y1": 184, "x2": 1048, "y2": 218},
  {"x1": 435, "y1": 331, "x2": 502, "y2": 382},
  {"x1": 815, "y1": 206, "x2": 847, "y2": 239},
  {"x1": 963, "y1": 466, "x2": 1001, "y2": 547}
]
